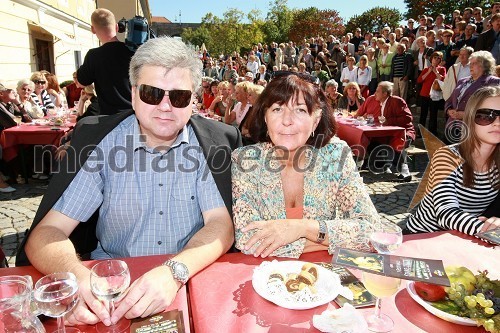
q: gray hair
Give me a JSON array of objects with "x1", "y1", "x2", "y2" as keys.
[
  {"x1": 378, "y1": 81, "x2": 394, "y2": 96},
  {"x1": 469, "y1": 50, "x2": 496, "y2": 75},
  {"x1": 129, "y1": 37, "x2": 202, "y2": 91},
  {"x1": 17, "y1": 78, "x2": 34, "y2": 90},
  {"x1": 325, "y1": 79, "x2": 338, "y2": 88}
]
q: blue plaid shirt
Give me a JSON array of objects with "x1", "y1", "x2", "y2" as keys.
[{"x1": 53, "y1": 115, "x2": 225, "y2": 259}]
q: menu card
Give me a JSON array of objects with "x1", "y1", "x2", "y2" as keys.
[
  {"x1": 475, "y1": 228, "x2": 500, "y2": 245},
  {"x1": 328, "y1": 265, "x2": 376, "y2": 308},
  {"x1": 332, "y1": 248, "x2": 450, "y2": 286},
  {"x1": 130, "y1": 310, "x2": 184, "y2": 333}
]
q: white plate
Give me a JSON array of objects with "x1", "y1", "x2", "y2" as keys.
[
  {"x1": 406, "y1": 281, "x2": 477, "y2": 326},
  {"x1": 252, "y1": 260, "x2": 351, "y2": 310}
]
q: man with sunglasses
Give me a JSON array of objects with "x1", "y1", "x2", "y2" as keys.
[
  {"x1": 0, "y1": 83, "x2": 31, "y2": 129},
  {"x1": 19, "y1": 37, "x2": 242, "y2": 327},
  {"x1": 77, "y1": 8, "x2": 134, "y2": 116}
]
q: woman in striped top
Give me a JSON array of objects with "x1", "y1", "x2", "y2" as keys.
[
  {"x1": 29, "y1": 71, "x2": 55, "y2": 115},
  {"x1": 405, "y1": 86, "x2": 500, "y2": 235}
]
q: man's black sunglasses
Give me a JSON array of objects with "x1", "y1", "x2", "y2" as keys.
[
  {"x1": 138, "y1": 84, "x2": 192, "y2": 108},
  {"x1": 474, "y1": 108, "x2": 500, "y2": 126}
]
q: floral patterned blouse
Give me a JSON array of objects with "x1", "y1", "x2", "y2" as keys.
[{"x1": 231, "y1": 139, "x2": 385, "y2": 258}]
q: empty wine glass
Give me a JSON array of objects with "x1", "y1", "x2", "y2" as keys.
[
  {"x1": 33, "y1": 272, "x2": 80, "y2": 333},
  {"x1": 370, "y1": 223, "x2": 403, "y2": 254},
  {"x1": 378, "y1": 115, "x2": 386, "y2": 127},
  {"x1": 362, "y1": 271, "x2": 401, "y2": 332},
  {"x1": 90, "y1": 260, "x2": 131, "y2": 333}
]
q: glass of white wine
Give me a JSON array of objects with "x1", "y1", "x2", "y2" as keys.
[
  {"x1": 370, "y1": 223, "x2": 403, "y2": 255},
  {"x1": 362, "y1": 272, "x2": 401, "y2": 332},
  {"x1": 378, "y1": 115, "x2": 386, "y2": 127},
  {"x1": 14, "y1": 116, "x2": 22, "y2": 127},
  {"x1": 33, "y1": 272, "x2": 81, "y2": 333},
  {"x1": 90, "y1": 260, "x2": 131, "y2": 333}
]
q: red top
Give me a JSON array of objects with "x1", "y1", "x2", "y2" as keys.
[
  {"x1": 417, "y1": 66, "x2": 446, "y2": 97},
  {"x1": 202, "y1": 92, "x2": 215, "y2": 110},
  {"x1": 65, "y1": 83, "x2": 83, "y2": 107}
]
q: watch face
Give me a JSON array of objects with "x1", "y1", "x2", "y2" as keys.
[{"x1": 173, "y1": 262, "x2": 189, "y2": 280}]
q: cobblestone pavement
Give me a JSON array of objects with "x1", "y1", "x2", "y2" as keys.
[{"x1": 0, "y1": 152, "x2": 429, "y2": 267}]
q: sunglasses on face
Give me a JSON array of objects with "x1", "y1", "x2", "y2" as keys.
[
  {"x1": 475, "y1": 108, "x2": 500, "y2": 126},
  {"x1": 138, "y1": 84, "x2": 192, "y2": 108},
  {"x1": 34, "y1": 80, "x2": 46, "y2": 85}
]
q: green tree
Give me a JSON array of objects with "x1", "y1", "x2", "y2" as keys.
[
  {"x1": 262, "y1": 0, "x2": 294, "y2": 44},
  {"x1": 346, "y1": 7, "x2": 402, "y2": 34},
  {"x1": 404, "y1": 0, "x2": 490, "y2": 22},
  {"x1": 288, "y1": 7, "x2": 345, "y2": 42}
]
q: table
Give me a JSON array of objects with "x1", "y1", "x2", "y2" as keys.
[
  {"x1": 189, "y1": 231, "x2": 497, "y2": 332},
  {"x1": 0, "y1": 255, "x2": 191, "y2": 332},
  {"x1": 335, "y1": 117, "x2": 406, "y2": 158}
]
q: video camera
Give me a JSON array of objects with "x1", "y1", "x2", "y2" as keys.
[{"x1": 118, "y1": 16, "x2": 156, "y2": 52}]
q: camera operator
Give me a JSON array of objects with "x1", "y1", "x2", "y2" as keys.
[{"x1": 77, "y1": 8, "x2": 134, "y2": 115}]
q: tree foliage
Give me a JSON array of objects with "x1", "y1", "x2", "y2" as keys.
[
  {"x1": 346, "y1": 7, "x2": 402, "y2": 34},
  {"x1": 262, "y1": 0, "x2": 295, "y2": 44},
  {"x1": 288, "y1": 7, "x2": 345, "y2": 42},
  {"x1": 404, "y1": 0, "x2": 491, "y2": 22}
]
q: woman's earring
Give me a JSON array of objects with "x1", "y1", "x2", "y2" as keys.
[{"x1": 311, "y1": 130, "x2": 315, "y2": 138}]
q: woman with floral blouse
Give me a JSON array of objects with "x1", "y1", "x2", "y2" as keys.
[{"x1": 231, "y1": 73, "x2": 386, "y2": 258}]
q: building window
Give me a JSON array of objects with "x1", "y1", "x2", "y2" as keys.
[
  {"x1": 74, "y1": 50, "x2": 82, "y2": 69},
  {"x1": 35, "y1": 39, "x2": 52, "y2": 72}
]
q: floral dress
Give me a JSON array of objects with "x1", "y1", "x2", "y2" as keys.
[{"x1": 231, "y1": 139, "x2": 386, "y2": 258}]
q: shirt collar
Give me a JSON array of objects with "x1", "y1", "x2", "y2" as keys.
[
  {"x1": 380, "y1": 96, "x2": 389, "y2": 109},
  {"x1": 132, "y1": 117, "x2": 190, "y2": 153}
]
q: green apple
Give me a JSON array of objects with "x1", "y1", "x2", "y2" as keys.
[{"x1": 444, "y1": 266, "x2": 476, "y2": 293}]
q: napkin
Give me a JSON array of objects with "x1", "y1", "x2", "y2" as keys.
[{"x1": 312, "y1": 303, "x2": 368, "y2": 333}]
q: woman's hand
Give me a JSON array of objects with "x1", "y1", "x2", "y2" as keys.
[
  {"x1": 478, "y1": 216, "x2": 500, "y2": 232},
  {"x1": 447, "y1": 109, "x2": 457, "y2": 119},
  {"x1": 242, "y1": 220, "x2": 306, "y2": 258}
]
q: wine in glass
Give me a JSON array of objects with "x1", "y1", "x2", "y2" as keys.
[
  {"x1": 378, "y1": 115, "x2": 386, "y2": 127},
  {"x1": 370, "y1": 224, "x2": 403, "y2": 255},
  {"x1": 14, "y1": 116, "x2": 22, "y2": 127},
  {"x1": 90, "y1": 260, "x2": 131, "y2": 333},
  {"x1": 362, "y1": 272, "x2": 401, "y2": 332},
  {"x1": 33, "y1": 272, "x2": 81, "y2": 333}
]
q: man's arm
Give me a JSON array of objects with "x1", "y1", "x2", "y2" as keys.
[{"x1": 112, "y1": 206, "x2": 233, "y2": 322}]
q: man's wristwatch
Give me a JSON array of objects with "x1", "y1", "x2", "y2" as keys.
[
  {"x1": 316, "y1": 220, "x2": 327, "y2": 243},
  {"x1": 163, "y1": 260, "x2": 189, "y2": 285}
]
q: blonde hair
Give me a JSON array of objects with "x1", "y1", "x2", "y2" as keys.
[
  {"x1": 343, "y1": 81, "x2": 361, "y2": 98},
  {"x1": 30, "y1": 71, "x2": 45, "y2": 82},
  {"x1": 91, "y1": 8, "x2": 116, "y2": 30},
  {"x1": 84, "y1": 84, "x2": 96, "y2": 96}
]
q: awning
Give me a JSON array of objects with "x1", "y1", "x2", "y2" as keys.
[{"x1": 28, "y1": 21, "x2": 80, "y2": 46}]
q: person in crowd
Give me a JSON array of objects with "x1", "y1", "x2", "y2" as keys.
[
  {"x1": 445, "y1": 51, "x2": 500, "y2": 143},
  {"x1": 472, "y1": 7, "x2": 485, "y2": 34},
  {"x1": 324, "y1": 79, "x2": 342, "y2": 110},
  {"x1": 297, "y1": 48, "x2": 314, "y2": 72},
  {"x1": 19, "y1": 36, "x2": 241, "y2": 327},
  {"x1": 203, "y1": 59, "x2": 219, "y2": 79},
  {"x1": 475, "y1": 13, "x2": 500, "y2": 65},
  {"x1": 254, "y1": 65, "x2": 271, "y2": 84},
  {"x1": 355, "y1": 55, "x2": 372, "y2": 98},
  {"x1": 220, "y1": 58, "x2": 238, "y2": 82},
  {"x1": 355, "y1": 81, "x2": 415, "y2": 179},
  {"x1": 406, "y1": 18, "x2": 417, "y2": 36},
  {"x1": 442, "y1": 47, "x2": 473, "y2": 101},
  {"x1": 200, "y1": 77, "x2": 215, "y2": 110},
  {"x1": 231, "y1": 73, "x2": 385, "y2": 258},
  {"x1": 340, "y1": 56, "x2": 357, "y2": 88},
  {"x1": 62, "y1": 72, "x2": 83, "y2": 108},
  {"x1": 411, "y1": 26, "x2": 428, "y2": 51},
  {"x1": 44, "y1": 73, "x2": 65, "y2": 108},
  {"x1": 425, "y1": 30, "x2": 438, "y2": 49},
  {"x1": 275, "y1": 43, "x2": 285, "y2": 70},
  {"x1": 412, "y1": 36, "x2": 434, "y2": 105},
  {"x1": 390, "y1": 44, "x2": 413, "y2": 100},
  {"x1": 260, "y1": 45, "x2": 272, "y2": 71},
  {"x1": 246, "y1": 54, "x2": 259, "y2": 76},
  {"x1": 485, "y1": 2, "x2": 500, "y2": 23},
  {"x1": 0, "y1": 83, "x2": 31, "y2": 127},
  {"x1": 436, "y1": 29, "x2": 456, "y2": 69},
  {"x1": 225, "y1": 81, "x2": 251, "y2": 126},
  {"x1": 365, "y1": 47, "x2": 378, "y2": 95},
  {"x1": 377, "y1": 43, "x2": 393, "y2": 82},
  {"x1": 208, "y1": 81, "x2": 234, "y2": 121},
  {"x1": 284, "y1": 42, "x2": 297, "y2": 67},
  {"x1": 239, "y1": 83, "x2": 264, "y2": 146},
  {"x1": 77, "y1": 8, "x2": 134, "y2": 115},
  {"x1": 417, "y1": 51, "x2": 447, "y2": 136},
  {"x1": 338, "y1": 82, "x2": 365, "y2": 114},
  {"x1": 331, "y1": 41, "x2": 346, "y2": 74},
  {"x1": 311, "y1": 61, "x2": 330, "y2": 87},
  {"x1": 30, "y1": 71, "x2": 55, "y2": 115},
  {"x1": 433, "y1": 14, "x2": 448, "y2": 33},
  {"x1": 404, "y1": 86, "x2": 499, "y2": 235},
  {"x1": 451, "y1": 23, "x2": 478, "y2": 58},
  {"x1": 75, "y1": 84, "x2": 100, "y2": 121},
  {"x1": 388, "y1": 33, "x2": 399, "y2": 53},
  {"x1": 16, "y1": 79, "x2": 44, "y2": 119}
]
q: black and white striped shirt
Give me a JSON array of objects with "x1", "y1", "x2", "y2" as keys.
[
  {"x1": 30, "y1": 90, "x2": 54, "y2": 115},
  {"x1": 407, "y1": 145, "x2": 499, "y2": 235}
]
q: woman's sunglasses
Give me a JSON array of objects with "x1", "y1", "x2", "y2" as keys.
[
  {"x1": 474, "y1": 108, "x2": 500, "y2": 126},
  {"x1": 138, "y1": 84, "x2": 192, "y2": 108},
  {"x1": 34, "y1": 80, "x2": 46, "y2": 85}
]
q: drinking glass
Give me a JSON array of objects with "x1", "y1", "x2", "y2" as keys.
[
  {"x1": 370, "y1": 224, "x2": 403, "y2": 255},
  {"x1": 73, "y1": 101, "x2": 79, "y2": 109},
  {"x1": 14, "y1": 116, "x2": 22, "y2": 127},
  {"x1": 378, "y1": 115, "x2": 386, "y2": 127},
  {"x1": 362, "y1": 272, "x2": 401, "y2": 332},
  {"x1": 90, "y1": 260, "x2": 131, "y2": 333},
  {"x1": 33, "y1": 272, "x2": 80, "y2": 333}
]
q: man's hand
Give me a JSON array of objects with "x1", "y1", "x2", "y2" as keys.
[{"x1": 111, "y1": 266, "x2": 179, "y2": 323}]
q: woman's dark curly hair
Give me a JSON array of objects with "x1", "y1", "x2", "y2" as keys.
[{"x1": 248, "y1": 73, "x2": 336, "y2": 148}]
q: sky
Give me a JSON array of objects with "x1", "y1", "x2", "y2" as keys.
[{"x1": 149, "y1": 0, "x2": 408, "y2": 24}]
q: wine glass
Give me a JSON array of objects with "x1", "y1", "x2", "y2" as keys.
[
  {"x1": 370, "y1": 223, "x2": 403, "y2": 255},
  {"x1": 362, "y1": 272, "x2": 401, "y2": 332},
  {"x1": 73, "y1": 101, "x2": 79, "y2": 109},
  {"x1": 378, "y1": 115, "x2": 386, "y2": 127},
  {"x1": 90, "y1": 260, "x2": 131, "y2": 333},
  {"x1": 33, "y1": 272, "x2": 81, "y2": 333},
  {"x1": 14, "y1": 116, "x2": 22, "y2": 127}
]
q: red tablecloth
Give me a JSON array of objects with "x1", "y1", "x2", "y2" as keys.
[
  {"x1": 335, "y1": 117, "x2": 406, "y2": 158},
  {"x1": 0, "y1": 255, "x2": 190, "y2": 332},
  {"x1": 189, "y1": 231, "x2": 497, "y2": 333},
  {"x1": 0, "y1": 124, "x2": 71, "y2": 161}
]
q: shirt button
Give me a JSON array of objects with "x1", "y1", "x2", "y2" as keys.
[
  {"x1": 158, "y1": 241, "x2": 162, "y2": 245},
  {"x1": 159, "y1": 211, "x2": 164, "y2": 215},
  {"x1": 191, "y1": 196, "x2": 195, "y2": 200},
  {"x1": 159, "y1": 183, "x2": 163, "y2": 187}
]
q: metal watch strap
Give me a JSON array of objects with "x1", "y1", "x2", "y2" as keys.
[
  {"x1": 163, "y1": 259, "x2": 189, "y2": 285},
  {"x1": 316, "y1": 220, "x2": 327, "y2": 243}
]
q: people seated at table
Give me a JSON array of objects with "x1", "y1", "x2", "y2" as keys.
[
  {"x1": 404, "y1": 86, "x2": 499, "y2": 235},
  {"x1": 240, "y1": 83, "x2": 264, "y2": 146},
  {"x1": 16, "y1": 79, "x2": 44, "y2": 119},
  {"x1": 324, "y1": 79, "x2": 342, "y2": 110},
  {"x1": 19, "y1": 37, "x2": 241, "y2": 326},
  {"x1": 44, "y1": 73, "x2": 66, "y2": 108},
  {"x1": 232, "y1": 73, "x2": 385, "y2": 258},
  {"x1": 0, "y1": 83, "x2": 31, "y2": 126},
  {"x1": 355, "y1": 81, "x2": 416, "y2": 179},
  {"x1": 208, "y1": 81, "x2": 235, "y2": 121},
  {"x1": 29, "y1": 71, "x2": 55, "y2": 115},
  {"x1": 337, "y1": 82, "x2": 365, "y2": 114},
  {"x1": 76, "y1": 84, "x2": 100, "y2": 121},
  {"x1": 62, "y1": 72, "x2": 84, "y2": 108},
  {"x1": 225, "y1": 81, "x2": 251, "y2": 126}
]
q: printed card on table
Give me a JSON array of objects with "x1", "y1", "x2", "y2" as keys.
[
  {"x1": 475, "y1": 228, "x2": 500, "y2": 245},
  {"x1": 332, "y1": 247, "x2": 450, "y2": 286},
  {"x1": 130, "y1": 310, "x2": 184, "y2": 333}
]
